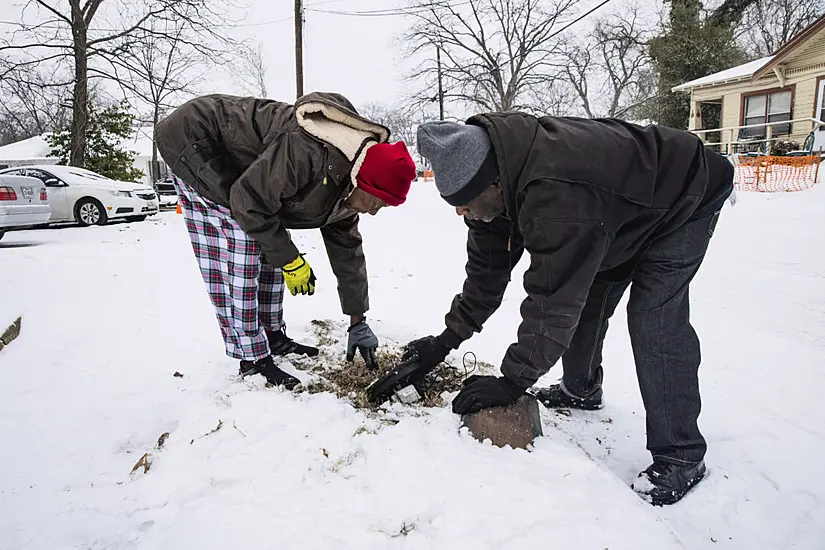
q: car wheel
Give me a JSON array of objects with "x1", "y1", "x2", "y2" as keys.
[
  {"x1": 75, "y1": 198, "x2": 108, "y2": 226},
  {"x1": 126, "y1": 215, "x2": 147, "y2": 222}
]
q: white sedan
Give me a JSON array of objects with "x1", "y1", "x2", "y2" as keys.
[
  {"x1": 0, "y1": 174, "x2": 51, "y2": 240},
  {"x1": 0, "y1": 165, "x2": 159, "y2": 226}
]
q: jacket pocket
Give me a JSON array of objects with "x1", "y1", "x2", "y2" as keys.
[
  {"x1": 173, "y1": 139, "x2": 214, "y2": 173},
  {"x1": 323, "y1": 144, "x2": 352, "y2": 187}
]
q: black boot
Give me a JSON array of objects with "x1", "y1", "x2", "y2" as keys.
[
  {"x1": 267, "y1": 328, "x2": 319, "y2": 357},
  {"x1": 534, "y1": 367, "x2": 603, "y2": 410},
  {"x1": 632, "y1": 459, "x2": 706, "y2": 506},
  {"x1": 239, "y1": 356, "x2": 301, "y2": 390}
]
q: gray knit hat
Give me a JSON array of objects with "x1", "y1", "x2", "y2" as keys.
[{"x1": 416, "y1": 121, "x2": 499, "y2": 206}]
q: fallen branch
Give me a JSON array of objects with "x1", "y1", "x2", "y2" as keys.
[
  {"x1": 0, "y1": 317, "x2": 22, "y2": 351},
  {"x1": 130, "y1": 452, "x2": 152, "y2": 475},
  {"x1": 129, "y1": 431, "x2": 171, "y2": 476},
  {"x1": 378, "y1": 522, "x2": 416, "y2": 538},
  {"x1": 232, "y1": 420, "x2": 246, "y2": 438},
  {"x1": 190, "y1": 420, "x2": 223, "y2": 444}
]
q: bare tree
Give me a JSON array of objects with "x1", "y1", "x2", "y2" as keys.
[
  {"x1": 403, "y1": 0, "x2": 577, "y2": 114},
  {"x1": 239, "y1": 42, "x2": 268, "y2": 97},
  {"x1": 594, "y1": 10, "x2": 655, "y2": 119},
  {"x1": 740, "y1": 0, "x2": 825, "y2": 56},
  {"x1": 0, "y1": 65, "x2": 72, "y2": 144},
  {"x1": 560, "y1": 5, "x2": 654, "y2": 119},
  {"x1": 0, "y1": 0, "x2": 242, "y2": 168},
  {"x1": 360, "y1": 102, "x2": 428, "y2": 164},
  {"x1": 559, "y1": 40, "x2": 596, "y2": 118},
  {"x1": 102, "y1": 12, "x2": 211, "y2": 180},
  {"x1": 525, "y1": 80, "x2": 580, "y2": 117}
]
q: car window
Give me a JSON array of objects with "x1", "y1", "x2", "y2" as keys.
[
  {"x1": 2, "y1": 169, "x2": 24, "y2": 176},
  {"x1": 26, "y1": 169, "x2": 63, "y2": 186}
]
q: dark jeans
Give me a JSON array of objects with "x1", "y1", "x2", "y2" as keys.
[{"x1": 561, "y1": 211, "x2": 721, "y2": 465}]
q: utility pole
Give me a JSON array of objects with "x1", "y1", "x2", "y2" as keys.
[
  {"x1": 294, "y1": 0, "x2": 304, "y2": 98},
  {"x1": 436, "y1": 45, "x2": 444, "y2": 120}
]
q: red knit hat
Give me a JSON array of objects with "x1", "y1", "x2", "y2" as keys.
[{"x1": 355, "y1": 141, "x2": 417, "y2": 207}]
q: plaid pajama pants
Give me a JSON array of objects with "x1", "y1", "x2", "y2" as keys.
[{"x1": 173, "y1": 175, "x2": 285, "y2": 361}]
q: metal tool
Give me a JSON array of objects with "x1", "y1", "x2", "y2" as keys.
[{"x1": 366, "y1": 355, "x2": 430, "y2": 404}]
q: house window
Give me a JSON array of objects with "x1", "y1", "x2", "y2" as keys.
[
  {"x1": 819, "y1": 89, "x2": 825, "y2": 124},
  {"x1": 741, "y1": 90, "x2": 792, "y2": 139}
]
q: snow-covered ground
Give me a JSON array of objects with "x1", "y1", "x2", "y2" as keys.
[{"x1": 1, "y1": 180, "x2": 823, "y2": 549}]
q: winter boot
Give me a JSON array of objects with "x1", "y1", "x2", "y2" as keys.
[
  {"x1": 533, "y1": 368, "x2": 604, "y2": 410},
  {"x1": 239, "y1": 355, "x2": 301, "y2": 390},
  {"x1": 632, "y1": 459, "x2": 706, "y2": 506},
  {"x1": 267, "y1": 328, "x2": 319, "y2": 358}
]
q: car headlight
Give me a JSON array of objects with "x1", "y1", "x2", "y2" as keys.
[{"x1": 111, "y1": 190, "x2": 131, "y2": 198}]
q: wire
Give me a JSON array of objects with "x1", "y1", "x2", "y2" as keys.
[
  {"x1": 462, "y1": 352, "x2": 477, "y2": 376},
  {"x1": 545, "y1": 0, "x2": 615, "y2": 40},
  {"x1": 234, "y1": 16, "x2": 292, "y2": 27},
  {"x1": 231, "y1": 0, "x2": 374, "y2": 27},
  {"x1": 307, "y1": 1, "x2": 471, "y2": 17}
]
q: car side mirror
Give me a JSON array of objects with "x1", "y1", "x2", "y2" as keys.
[{"x1": 45, "y1": 178, "x2": 62, "y2": 187}]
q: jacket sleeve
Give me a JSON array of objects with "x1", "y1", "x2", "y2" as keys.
[
  {"x1": 500, "y1": 180, "x2": 612, "y2": 389},
  {"x1": 441, "y1": 215, "x2": 525, "y2": 349},
  {"x1": 228, "y1": 132, "x2": 301, "y2": 268},
  {"x1": 320, "y1": 214, "x2": 369, "y2": 316}
]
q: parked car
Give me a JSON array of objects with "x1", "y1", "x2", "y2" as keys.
[
  {"x1": 0, "y1": 174, "x2": 51, "y2": 240},
  {"x1": 0, "y1": 165, "x2": 159, "y2": 227},
  {"x1": 153, "y1": 176, "x2": 179, "y2": 208}
]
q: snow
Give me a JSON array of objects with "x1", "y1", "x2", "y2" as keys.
[
  {"x1": 0, "y1": 134, "x2": 54, "y2": 163},
  {"x1": 0, "y1": 128, "x2": 161, "y2": 185},
  {"x1": 1, "y1": 180, "x2": 824, "y2": 549},
  {"x1": 0, "y1": 127, "x2": 157, "y2": 162},
  {"x1": 672, "y1": 56, "x2": 774, "y2": 91}
]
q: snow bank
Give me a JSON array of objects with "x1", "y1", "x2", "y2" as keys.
[{"x1": 1, "y1": 180, "x2": 824, "y2": 549}]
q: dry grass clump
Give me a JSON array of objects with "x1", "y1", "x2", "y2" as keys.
[{"x1": 293, "y1": 319, "x2": 494, "y2": 409}]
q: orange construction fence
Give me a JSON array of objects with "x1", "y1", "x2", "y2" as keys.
[{"x1": 734, "y1": 154, "x2": 821, "y2": 193}]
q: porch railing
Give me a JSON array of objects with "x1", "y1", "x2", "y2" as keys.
[{"x1": 689, "y1": 117, "x2": 825, "y2": 155}]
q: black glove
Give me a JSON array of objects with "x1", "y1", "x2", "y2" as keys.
[
  {"x1": 346, "y1": 320, "x2": 379, "y2": 370},
  {"x1": 452, "y1": 375, "x2": 526, "y2": 415},
  {"x1": 402, "y1": 335, "x2": 450, "y2": 367}
]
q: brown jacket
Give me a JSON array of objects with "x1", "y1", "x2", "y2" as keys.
[
  {"x1": 439, "y1": 113, "x2": 733, "y2": 389},
  {"x1": 154, "y1": 92, "x2": 391, "y2": 315}
]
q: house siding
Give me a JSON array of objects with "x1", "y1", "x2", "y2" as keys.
[
  {"x1": 785, "y1": 31, "x2": 825, "y2": 70},
  {"x1": 684, "y1": 27, "x2": 825, "y2": 151}
]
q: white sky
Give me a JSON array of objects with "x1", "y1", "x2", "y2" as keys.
[
  {"x1": 0, "y1": 0, "x2": 657, "y2": 116},
  {"x1": 222, "y1": 0, "x2": 662, "y2": 116},
  {"x1": 232, "y1": 0, "x2": 413, "y2": 106}
]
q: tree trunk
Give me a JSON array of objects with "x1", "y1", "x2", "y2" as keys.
[
  {"x1": 151, "y1": 107, "x2": 160, "y2": 181},
  {"x1": 70, "y1": 5, "x2": 88, "y2": 167}
]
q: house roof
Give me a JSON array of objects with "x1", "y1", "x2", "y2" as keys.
[
  {"x1": 0, "y1": 135, "x2": 53, "y2": 161},
  {"x1": 674, "y1": 13, "x2": 825, "y2": 93},
  {"x1": 672, "y1": 56, "x2": 774, "y2": 92},
  {"x1": 0, "y1": 128, "x2": 156, "y2": 161},
  {"x1": 752, "y1": 13, "x2": 825, "y2": 80}
]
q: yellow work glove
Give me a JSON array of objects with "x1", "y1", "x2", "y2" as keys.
[{"x1": 282, "y1": 254, "x2": 316, "y2": 296}]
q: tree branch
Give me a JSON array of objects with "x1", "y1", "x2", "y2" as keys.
[{"x1": 33, "y1": 0, "x2": 71, "y2": 25}]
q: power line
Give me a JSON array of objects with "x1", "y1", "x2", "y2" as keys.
[
  {"x1": 545, "y1": 0, "x2": 615, "y2": 40},
  {"x1": 230, "y1": 0, "x2": 342, "y2": 28},
  {"x1": 307, "y1": 1, "x2": 472, "y2": 17},
  {"x1": 234, "y1": 16, "x2": 292, "y2": 27},
  {"x1": 307, "y1": 0, "x2": 348, "y2": 6}
]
